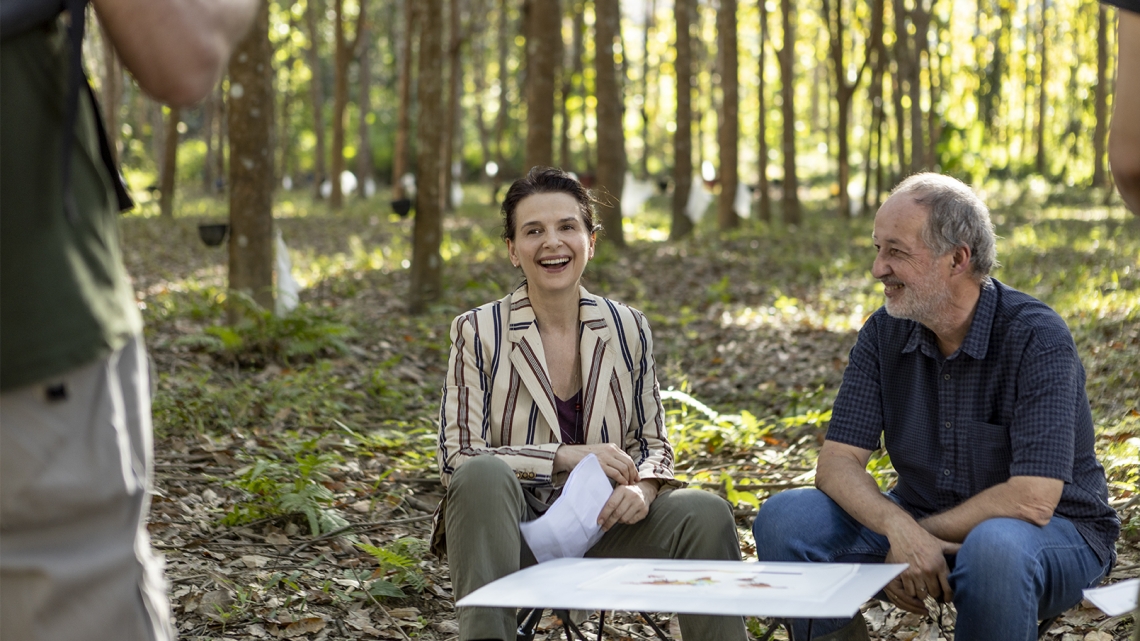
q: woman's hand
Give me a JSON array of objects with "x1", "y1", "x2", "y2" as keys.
[
  {"x1": 597, "y1": 480, "x2": 659, "y2": 530},
  {"x1": 553, "y1": 443, "x2": 640, "y2": 485}
]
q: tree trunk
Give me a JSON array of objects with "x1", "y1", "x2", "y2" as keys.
[
  {"x1": 595, "y1": 0, "x2": 626, "y2": 246},
  {"x1": 716, "y1": 0, "x2": 739, "y2": 230},
  {"x1": 493, "y1": 0, "x2": 511, "y2": 197},
  {"x1": 442, "y1": 0, "x2": 464, "y2": 210},
  {"x1": 861, "y1": 0, "x2": 886, "y2": 215},
  {"x1": 204, "y1": 90, "x2": 215, "y2": 190},
  {"x1": 639, "y1": 0, "x2": 656, "y2": 176},
  {"x1": 525, "y1": 0, "x2": 559, "y2": 170},
  {"x1": 356, "y1": 14, "x2": 374, "y2": 196},
  {"x1": 306, "y1": 0, "x2": 328, "y2": 199},
  {"x1": 672, "y1": 0, "x2": 694, "y2": 239},
  {"x1": 330, "y1": 0, "x2": 366, "y2": 208},
  {"x1": 778, "y1": 0, "x2": 800, "y2": 225},
  {"x1": 909, "y1": 2, "x2": 931, "y2": 170},
  {"x1": 216, "y1": 83, "x2": 227, "y2": 193},
  {"x1": 572, "y1": 5, "x2": 591, "y2": 173},
  {"x1": 228, "y1": 0, "x2": 275, "y2": 317},
  {"x1": 159, "y1": 106, "x2": 180, "y2": 219},
  {"x1": 559, "y1": 1, "x2": 574, "y2": 171},
  {"x1": 392, "y1": 0, "x2": 416, "y2": 201},
  {"x1": 1092, "y1": 3, "x2": 1109, "y2": 188},
  {"x1": 826, "y1": 0, "x2": 870, "y2": 218},
  {"x1": 471, "y1": 0, "x2": 494, "y2": 186},
  {"x1": 1034, "y1": 0, "x2": 1048, "y2": 175},
  {"x1": 756, "y1": 0, "x2": 771, "y2": 223},
  {"x1": 410, "y1": 0, "x2": 445, "y2": 314}
]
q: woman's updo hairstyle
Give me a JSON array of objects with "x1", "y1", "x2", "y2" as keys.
[{"x1": 500, "y1": 166, "x2": 602, "y2": 241}]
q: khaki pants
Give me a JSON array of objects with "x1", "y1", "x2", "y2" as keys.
[
  {"x1": 444, "y1": 455, "x2": 748, "y2": 641},
  {"x1": 0, "y1": 336, "x2": 173, "y2": 641}
]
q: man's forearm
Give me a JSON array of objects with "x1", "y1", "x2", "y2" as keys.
[
  {"x1": 816, "y1": 448, "x2": 921, "y2": 540},
  {"x1": 919, "y1": 475, "x2": 1064, "y2": 543},
  {"x1": 93, "y1": 0, "x2": 258, "y2": 106}
]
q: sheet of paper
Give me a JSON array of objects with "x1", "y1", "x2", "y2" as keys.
[
  {"x1": 1083, "y1": 578, "x2": 1139, "y2": 616},
  {"x1": 519, "y1": 453, "x2": 613, "y2": 562},
  {"x1": 457, "y1": 558, "x2": 907, "y2": 618}
]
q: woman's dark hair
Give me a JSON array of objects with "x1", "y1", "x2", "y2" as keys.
[{"x1": 500, "y1": 166, "x2": 602, "y2": 241}]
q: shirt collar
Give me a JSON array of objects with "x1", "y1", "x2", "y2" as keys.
[{"x1": 900, "y1": 278, "x2": 997, "y2": 361}]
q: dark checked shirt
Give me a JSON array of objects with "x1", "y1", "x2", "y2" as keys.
[{"x1": 826, "y1": 278, "x2": 1119, "y2": 567}]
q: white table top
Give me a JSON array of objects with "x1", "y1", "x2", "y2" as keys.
[{"x1": 457, "y1": 558, "x2": 906, "y2": 618}]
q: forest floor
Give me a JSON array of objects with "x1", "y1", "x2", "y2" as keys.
[{"x1": 123, "y1": 185, "x2": 1140, "y2": 640}]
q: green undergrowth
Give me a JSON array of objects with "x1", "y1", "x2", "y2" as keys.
[{"x1": 137, "y1": 186, "x2": 1139, "y2": 525}]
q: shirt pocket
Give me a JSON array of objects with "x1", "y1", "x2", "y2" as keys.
[{"x1": 964, "y1": 419, "x2": 1013, "y2": 493}]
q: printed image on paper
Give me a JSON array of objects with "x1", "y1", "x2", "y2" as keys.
[{"x1": 578, "y1": 561, "x2": 858, "y2": 604}]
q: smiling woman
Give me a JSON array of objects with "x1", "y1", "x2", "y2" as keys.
[{"x1": 431, "y1": 167, "x2": 748, "y2": 641}]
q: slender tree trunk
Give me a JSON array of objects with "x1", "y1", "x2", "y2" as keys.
[
  {"x1": 559, "y1": 1, "x2": 573, "y2": 171},
  {"x1": 356, "y1": 15, "x2": 374, "y2": 196},
  {"x1": 672, "y1": 0, "x2": 694, "y2": 239},
  {"x1": 717, "y1": 0, "x2": 739, "y2": 229},
  {"x1": 393, "y1": 0, "x2": 415, "y2": 201},
  {"x1": 756, "y1": 0, "x2": 771, "y2": 222},
  {"x1": 861, "y1": 0, "x2": 886, "y2": 215},
  {"x1": 411, "y1": 0, "x2": 445, "y2": 313},
  {"x1": 471, "y1": 0, "x2": 494, "y2": 183},
  {"x1": 494, "y1": 0, "x2": 511, "y2": 197},
  {"x1": 204, "y1": 91, "x2": 216, "y2": 191},
  {"x1": 1092, "y1": 3, "x2": 1109, "y2": 188},
  {"x1": 306, "y1": 0, "x2": 328, "y2": 199},
  {"x1": 228, "y1": 0, "x2": 275, "y2": 317},
  {"x1": 572, "y1": 6, "x2": 591, "y2": 173},
  {"x1": 525, "y1": 0, "x2": 559, "y2": 170},
  {"x1": 159, "y1": 106, "x2": 180, "y2": 219},
  {"x1": 639, "y1": 0, "x2": 656, "y2": 176},
  {"x1": 827, "y1": 0, "x2": 871, "y2": 217},
  {"x1": 595, "y1": 0, "x2": 626, "y2": 246},
  {"x1": 909, "y1": 3, "x2": 931, "y2": 170},
  {"x1": 442, "y1": 0, "x2": 464, "y2": 210},
  {"x1": 1034, "y1": 0, "x2": 1048, "y2": 175},
  {"x1": 331, "y1": 0, "x2": 366, "y2": 208},
  {"x1": 778, "y1": 0, "x2": 800, "y2": 224},
  {"x1": 215, "y1": 83, "x2": 227, "y2": 193}
]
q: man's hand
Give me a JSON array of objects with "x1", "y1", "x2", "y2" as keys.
[
  {"x1": 597, "y1": 480, "x2": 659, "y2": 530},
  {"x1": 882, "y1": 523, "x2": 960, "y2": 614},
  {"x1": 553, "y1": 443, "x2": 640, "y2": 485}
]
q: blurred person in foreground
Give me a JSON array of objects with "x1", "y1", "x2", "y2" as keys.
[
  {"x1": 1, "y1": 1, "x2": 256, "y2": 639},
  {"x1": 433, "y1": 167, "x2": 746, "y2": 641},
  {"x1": 1105, "y1": 0, "x2": 1140, "y2": 214},
  {"x1": 751, "y1": 174, "x2": 1120, "y2": 641}
]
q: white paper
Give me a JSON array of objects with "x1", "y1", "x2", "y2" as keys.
[
  {"x1": 519, "y1": 454, "x2": 613, "y2": 562},
  {"x1": 1083, "y1": 578, "x2": 1139, "y2": 616},
  {"x1": 458, "y1": 558, "x2": 906, "y2": 618}
]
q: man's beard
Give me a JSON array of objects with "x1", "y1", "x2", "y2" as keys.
[{"x1": 883, "y1": 270, "x2": 953, "y2": 328}]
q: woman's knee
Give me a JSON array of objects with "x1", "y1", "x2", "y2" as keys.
[
  {"x1": 449, "y1": 456, "x2": 517, "y2": 494},
  {"x1": 655, "y1": 488, "x2": 741, "y2": 559}
]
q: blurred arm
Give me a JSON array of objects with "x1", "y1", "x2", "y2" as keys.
[
  {"x1": 92, "y1": 0, "x2": 258, "y2": 106},
  {"x1": 1110, "y1": 9, "x2": 1140, "y2": 214}
]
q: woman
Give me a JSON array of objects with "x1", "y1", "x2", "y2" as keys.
[{"x1": 434, "y1": 167, "x2": 746, "y2": 641}]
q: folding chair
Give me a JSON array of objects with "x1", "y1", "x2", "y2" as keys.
[{"x1": 515, "y1": 608, "x2": 671, "y2": 641}]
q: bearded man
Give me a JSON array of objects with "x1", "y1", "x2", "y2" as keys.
[{"x1": 751, "y1": 174, "x2": 1119, "y2": 641}]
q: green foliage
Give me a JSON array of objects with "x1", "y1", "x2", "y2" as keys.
[
  {"x1": 174, "y1": 292, "x2": 355, "y2": 366},
  {"x1": 355, "y1": 538, "x2": 430, "y2": 599},
  {"x1": 222, "y1": 438, "x2": 349, "y2": 536}
]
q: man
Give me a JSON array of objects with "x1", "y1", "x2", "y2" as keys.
[
  {"x1": 1, "y1": 1, "x2": 256, "y2": 639},
  {"x1": 1105, "y1": 0, "x2": 1140, "y2": 214},
  {"x1": 752, "y1": 174, "x2": 1120, "y2": 641}
]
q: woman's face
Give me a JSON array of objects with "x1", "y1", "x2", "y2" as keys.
[{"x1": 506, "y1": 192, "x2": 596, "y2": 297}]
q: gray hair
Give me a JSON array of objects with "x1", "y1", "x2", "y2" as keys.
[{"x1": 890, "y1": 173, "x2": 999, "y2": 280}]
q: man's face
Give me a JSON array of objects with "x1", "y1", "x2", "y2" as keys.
[{"x1": 871, "y1": 196, "x2": 953, "y2": 325}]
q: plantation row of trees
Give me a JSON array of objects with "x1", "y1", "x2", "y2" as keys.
[{"x1": 83, "y1": 0, "x2": 1125, "y2": 309}]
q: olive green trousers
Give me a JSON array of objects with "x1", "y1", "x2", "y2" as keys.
[{"x1": 443, "y1": 455, "x2": 748, "y2": 641}]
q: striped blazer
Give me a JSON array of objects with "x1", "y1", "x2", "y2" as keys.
[{"x1": 436, "y1": 284, "x2": 679, "y2": 500}]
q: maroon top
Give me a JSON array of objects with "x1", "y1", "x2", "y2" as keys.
[{"x1": 555, "y1": 390, "x2": 584, "y2": 444}]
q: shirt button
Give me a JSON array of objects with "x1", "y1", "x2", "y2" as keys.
[
  {"x1": 944, "y1": 374, "x2": 951, "y2": 380},
  {"x1": 945, "y1": 422, "x2": 952, "y2": 429},
  {"x1": 943, "y1": 469, "x2": 951, "y2": 476}
]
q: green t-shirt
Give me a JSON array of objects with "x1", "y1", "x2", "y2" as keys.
[{"x1": 0, "y1": 20, "x2": 142, "y2": 391}]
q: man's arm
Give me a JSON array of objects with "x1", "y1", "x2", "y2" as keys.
[
  {"x1": 816, "y1": 440, "x2": 960, "y2": 614},
  {"x1": 1110, "y1": 9, "x2": 1140, "y2": 214},
  {"x1": 92, "y1": 0, "x2": 258, "y2": 106},
  {"x1": 919, "y1": 475, "x2": 1064, "y2": 542}
]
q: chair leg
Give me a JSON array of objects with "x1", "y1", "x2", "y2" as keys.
[
  {"x1": 517, "y1": 608, "x2": 543, "y2": 641},
  {"x1": 637, "y1": 613, "x2": 671, "y2": 641},
  {"x1": 1037, "y1": 616, "x2": 1058, "y2": 640}
]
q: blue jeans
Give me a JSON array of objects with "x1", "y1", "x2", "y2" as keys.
[{"x1": 752, "y1": 489, "x2": 1109, "y2": 641}]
